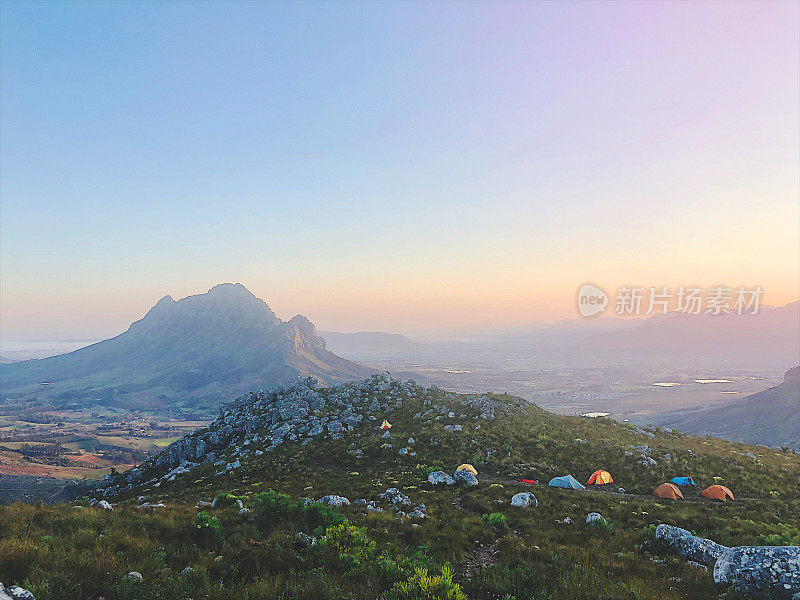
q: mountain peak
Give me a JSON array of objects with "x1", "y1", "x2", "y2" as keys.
[{"x1": 206, "y1": 282, "x2": 255, "y2": 298}]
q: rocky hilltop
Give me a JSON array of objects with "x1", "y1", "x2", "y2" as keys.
[
  {"x1": 95, "y1": 374, "x2": 521, "y2": 498},
  {"x1": 0, "y1": 284, "x2": 374, "y2": 414}
]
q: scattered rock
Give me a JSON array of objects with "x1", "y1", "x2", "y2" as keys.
[
  {"x1": 428, "y1": 471, "x2": 456, "y2": 485},
  {"x1": 510, "y1": 492, "x2": 538, "y2": 508},
  {"x1": 586, "y1": 513, "x2": 606, "y2": 526},
  {"x1": 179, "y1": 566, "x2": 193, "y2": 577},
  {"x1": 123, "y1": 571, "x2": 143, "y2": 584},
  {"x1": 453, "y1": 469, "x2": 478, "y2": 486},
  {"x1": 97, "y1": 500, "x2": 113, "y2": 511},
  {"x1": 319, "y1": 495, "x2": 350, "y2": 506},
  {"x1": 380, "y1": 488, "x2": 411, "y2": 506},
  {"x1": 0, "y1": 583, "x2": 35, "y2": 600}
]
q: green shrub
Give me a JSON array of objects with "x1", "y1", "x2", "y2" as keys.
[
  {"x1": 482, "y1": 513, "x2": 509, "y2": 532},
  {"x1": 386, "y1": 565, "x2": 467, "y2": 600},
  {"x1": 317, "y1": 519, "x2": 376, "y2": 575},
  {"x1": 194, "y1": 511, "x2": 221, "y2": 542},
  {"x1": 757, "y1": 529, "x2": 800, "y2": 546},
  {"x1": 253, "y1": 490, "x2": 299, "y2": 524}
]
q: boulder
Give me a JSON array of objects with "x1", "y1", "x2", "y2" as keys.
[
  {"x1": 0, "y1": 583, "x2": 35, "y2": 600},
  {"x1": 655, "y1": 524, "x2": 730, "y2": 567},
  {"x1": 319, "y1": 495, "x2": 350, "y2": 506},
  {"x1": 428, "y1": 471, "x2": 456, "y2": 485},
  {"x1": 453, "y1": 469, "x2": 478, "y2": 486},
  {"x1": 123, "y1": 571, "x2": 143, "y2": 584},
  {"x1": 511, "y1": 492, "x2": 538, "y2": 508},
  {"x1": 714, "y1": 545, "x2": 800, "y2": 598},
  {"x1": 97, "y1": 500, "x2": 113, "y2": 511},
  {"x1": 586, "y1": 512, "x2": 606, "y2": 526},
  {"x1": 380, "y1": 488, "x2": 411, "y2": 506}
]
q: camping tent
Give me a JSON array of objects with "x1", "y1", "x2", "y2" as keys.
[
  {"x1": 456, "y1": 464, "x2": 478, "y2": 476},
  {"x1": 587, "y1": 470, "x2": 613, "y2": 485},
  {"x1": 702, "y1": 485, "x2": 734, "y2": 501},
  {"x1": 671, "y1": 477, "x2": 696, "y2": 486},
  {"x1": 380, "y1": 420, "x2": 392, "y2": 430},
  {"x1": 653, "y1": 482, "x2": 684, "y2": 500},
  {"x1": 548, "y1": 475, "x2": 586, "y2": 490}
]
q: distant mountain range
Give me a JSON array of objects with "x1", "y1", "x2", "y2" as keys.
[
  {"x1": 0, "y1": 284, "x2": 373, "y2": 414},
  {"x1": 576, "y1": 302, "x2": 800, "y2": 367},
  {"x1": 319, "y1": 331, "x2": 422, "y2": 356},
  {"x1": 656, "y1": 366, "x2": 800, "y2": 450}
]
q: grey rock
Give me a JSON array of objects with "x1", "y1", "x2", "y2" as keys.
[
  {"x1": 179, "y1": 566, "x2": 193, "y2": 577},
  {"x1": 586, "y1": 513, "x2": 606, "y2": 526},
  {"x1": 380, "y1": 487, "x2": 411, "y2": 506},
  {"x1": 714, "y1": 545, "x2": 800, "y2": 598},
  {"x1": 511, "y1": 492, "x2": 538, "y2": 508},
  {"x1": 428, "y1": 471, "x2": 456, "y2": 485},
  {"x1": 319, "y1": 495, "x2": 350, "y2": 506},
  {"x1": 123, "y1": 571, "x2": 143, "y2": 584},
  {"x1": 655, "y1": 524, "x2": 730, "y2": 567},
  {"x1": 453, "y1": 469, "x2": 478, "y2": 486},
  {"x1": 98, "y1": 500, "x2": 113, "y2": 511},
  {"x1": 0, "y1": 583, "x2": 35, "y2": 600}
]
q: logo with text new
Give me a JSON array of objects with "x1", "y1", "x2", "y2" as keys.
[{"x1": 577, "y1": 283, "x2": 608, "y2": 318}]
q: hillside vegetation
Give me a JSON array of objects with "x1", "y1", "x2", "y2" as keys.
[{"x1": 1, "y1": 376, "x2": 798, "y2": 600}]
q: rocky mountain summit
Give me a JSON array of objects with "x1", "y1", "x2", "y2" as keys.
[
  {"x1": 94, "y1": 374, "x2": 524, "y2": 499},
  {"x1": 0, "y1": 284, "x2": 374, "y2": 414}
]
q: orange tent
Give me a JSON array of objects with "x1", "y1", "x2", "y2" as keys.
[
  {"x1": 587, "y1": 470, "x2": 613, "y2": 485},
  {"x1": 380, "y1": 419, "x2": 392, "y2": 430},
  {"x1": 702, "y1": 485, "x2": 734, "y2": 501},
  {"x1": 653, "y1": 482, "x2": 683, "y2": 500}
]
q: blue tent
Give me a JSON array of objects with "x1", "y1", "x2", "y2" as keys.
[
  {"x1": 671, "y1": 477, "x2": 696, "y2": 486},
  {"x1": 549, "y1": 475, "x2": 586, "y2": 490}
]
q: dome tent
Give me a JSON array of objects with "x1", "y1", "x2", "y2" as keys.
[
  {"x1": 653, "y1": 482, "x2": 684, "y2": 500},
  {"x1": 548, "y1": 475, "x2": 586, "y2": 490},
  {"x1": 671, "y1": 477, "x2": 696, "y2": 486},
  {"x1": 587, "y1": 470, "x2": 613, "y2": 485},
  {"x1": 456, "y1": 464, "x2": 478, "y2": 476},
  {"x1": 380, "y1": 420, "x2": 392, "y2": 430},
  {"x1": 702, "y1": 485, "x2": 734, "y2": 501}
]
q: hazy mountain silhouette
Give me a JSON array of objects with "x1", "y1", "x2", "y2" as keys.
[
  {"x1": 0, "y1": 284, "x2": 374, "y2": 413},
  {"x1": 656, "y1": 366, "x2": 800, "y2": 449},
  {"x1": 576, "y1": 301, "x2": 800, "y2": 367},
  {"x1": 319, "y1": 331, "x2": 422, "y2": 356}
]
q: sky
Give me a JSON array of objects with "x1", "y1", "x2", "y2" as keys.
[{"x1": 1, "y1": 1, "x2": 799, "y2": 340}]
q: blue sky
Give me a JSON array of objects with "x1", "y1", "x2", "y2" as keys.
[{"x1": 1, "y1": 1, "x2": 798, "y2": 338}]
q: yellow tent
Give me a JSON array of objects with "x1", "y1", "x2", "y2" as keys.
[
  {"x1": 456, "y1": 464, "x2": 478, "y2": 476},
  {"x1": 380, "y1": 419, "x2": 392, "y2": 430}
]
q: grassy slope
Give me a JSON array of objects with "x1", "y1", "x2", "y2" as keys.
[{"x1": 1, "y1": 383, "x2": 798, "y2": 600}]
